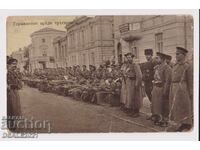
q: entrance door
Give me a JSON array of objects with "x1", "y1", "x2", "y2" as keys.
[{"x1": 42, "y1": 62, "x2": 46, "y2": 69}]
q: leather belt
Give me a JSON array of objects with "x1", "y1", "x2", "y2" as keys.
[
  {"x1": 172, "y1": 80, "x2": 186, "y2": 83},
  {"x1": 128, "y1": 77, "x2": 136, "y2": 80},
  {"x1": 153, "y1": 82, "x2": 163, "y2": 87}
]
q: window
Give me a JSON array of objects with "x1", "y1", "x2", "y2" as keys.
[
  {"x1": 155, "y1": 33, "x2": 163, "y2": 52},
  {"x1": 62, "y1": 46, "x2": 64, "y2": 58},
  {"x1": 82, "y1": 30, "x2": 85, "y2": 46},
  {"x1": 83, "y1": 54, "x2": 86, "y2": 65},
  {"x1": 42, "y1": 50, "x2": 47, "y2": 57},
  {"x1": 42, "y1": 38, "x2": 45, "y2": 43},
  {"x1": 64, "y1": 44, "x2": 67, "y2": 57},
  {"x1": 90, "y1": 26, "x2": 94, "y2": 41},
  {"x1": 91, "y1": 52, "x2": 95, "y2": 65},
  {"x1": 59, "y1": 48, "x2": 61, "y2": 58},
  {"x1": 55, "y1": 47, "x2": 57, "y2": 58}
]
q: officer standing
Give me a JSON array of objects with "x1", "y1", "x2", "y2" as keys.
[
  {"x1": 168, "y1": 47, "x2": 193, "y2": 131},
  {"x1": 7, "y1": 58, "x2": 23, "y2": 131},
  {"x1": 151, "y1": 52, "x2": 172, "y2": 127},
  {"x1": 142, "y1": 49, "x2": 155, "y2": 102},
  {"x1": 124, "y1": 52, "x2": 143, "y2": 118},
  {"x1": 165, "y1": 54, "x2": 174, "y2": 68}
]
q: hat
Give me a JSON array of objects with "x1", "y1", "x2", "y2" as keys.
[
  {"x1": 7, "y1": 57, "x2": 17, "y2": 65},
  {"x1": 156, "y1": 52, "x2": 167, "y2": 59},
  {"x1": 124, "y1": 52, "x2": 134, "y2": 58},
  {"x1": 144, "y1": 49, "x2": 153, "y2": 55},
  {"x1": 165, "y1": 54, "x2": 172, "y2": 60},
  {"x1": 176, "y1": 47, "x2": 188, "y2": 55}
]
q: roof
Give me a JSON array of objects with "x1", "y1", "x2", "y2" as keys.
[{"x1": 31, "y1": 27, "x2": 66, "y2": 37}]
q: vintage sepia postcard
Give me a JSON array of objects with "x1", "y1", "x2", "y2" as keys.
[{"x1": 0, "y1": 9, "x2": 199, "y2": 140}]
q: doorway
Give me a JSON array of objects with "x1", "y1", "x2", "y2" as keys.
[{"x1": 117, "y1": 42, "x2": 122, "y2": 64}]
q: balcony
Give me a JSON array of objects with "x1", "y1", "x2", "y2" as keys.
[
  {"x1": 119, "y1": 22, "x2": 142, "y2": 42},
  {"x1": 119, "y1": 23, "x2": 130, "y2": 33}
]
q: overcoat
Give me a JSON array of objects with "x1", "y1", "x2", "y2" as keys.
[
  {"x1": 169, "y1": 61, "x2": 193, "y2": 125},
  {"x1": 7, "y1": 70, "x2": 22, "y2": 118},
  {"x1": 124, "y1": 62, "x2": 143, "y2": 110},
  {"x1": 120, "y1": 63, "x2": 127, "y2": 105},
  {"x1": 151, "y1": 63, "x2": 172, "y2": 118}
]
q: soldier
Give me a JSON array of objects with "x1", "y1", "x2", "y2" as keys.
[
  {"x1": 124, "y1": 52, "x2": 143, "y2": 118},
  {"x1": 90, "y1": 65, "x2": 97, "y2": 80},
  {"x1": 96, "y1": 65, "x2": 104, "y2": 80},
  {"x1": 7, "y1": 58, "x2": 23, "y2": 131},
  {"x1": 120, "y1": 57, "x2": 128, "y2": 111},
  {"x1": 141, "y1": 49, "x2": 155, "y2": 102},
  {"x1": 168, "y1": 47, "x2": 193, "y2": 131},
  {"x1": 165, "y1": 54, "x2": 174, "y2": 68},
  {"x1": 81, "y1": 65, "x2": 90, "y2": 79},
  {"x1": 151, "y1": 52, "x2": 172, "y2": 126}
]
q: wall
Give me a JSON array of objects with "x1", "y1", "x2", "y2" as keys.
[{"x1": 114, "y1": 15, "x2": 193, "y2": 63}]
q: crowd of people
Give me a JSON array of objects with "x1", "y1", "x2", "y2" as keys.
[{"x1": 7, "y1": 46, "x2": 193, "y2": 132}]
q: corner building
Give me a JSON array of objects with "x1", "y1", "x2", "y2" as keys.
[
  {"x1": 65, "y1": 16, "x2": 114, "y2": 68},
  {"x1": 29, "y1": 27, "x2": 66, "y2": 72}
]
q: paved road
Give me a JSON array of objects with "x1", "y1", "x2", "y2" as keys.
[{"x1": 19, "y1": 86, "x2": 164, "y2": 133}]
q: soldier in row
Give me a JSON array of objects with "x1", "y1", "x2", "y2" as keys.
[
  {"x1": 120, "y1": 52, "x2": 143, "y2": 118},
  {"x1": 142, "y1": 49, "x2": 155, "y2": 103},
  {"x1": 151, "y1": 52, "x2": 172, "y2": 127},
  {"x1": 168, "y1": 47, "x2": 193, "y2": 131},
  {"x1": 145, "y1": 47, "x2": 193, "y2": 131}
]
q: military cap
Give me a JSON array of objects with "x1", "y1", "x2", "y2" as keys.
[
  {"x1": 176, "y1": 47, "x2": 188, "y2": 55},
  {"x1": 165, "y1": 54, "x2": 172, "y2": 60},
  {"x1": 7, "y1": 56, "x2": 10, "y2": 64},
  {"x1": 144, "y1": 49, "x2": 153, "y2": 55},
  {"x1": 99, "y1": 65, "x2": 103, "y2": 68},
  {"x1": 7, "y1": 57, "x2": 18, "y2": 65},
  {"x1": 156, "y1": 52, "x2": 167, "y2": 59},
  {"x1": 105, "y1": 60, "x2": 110, "y2": 66},
  {"x1": 124, "y1": 52, "x2": 134, "y2": 58}
]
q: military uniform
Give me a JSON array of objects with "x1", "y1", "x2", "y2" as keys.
[
  {"x1": 140, "y1": 49, "x2": 155, "y2": 102},
  {"x1": 120, "y1": 63, "x2": 128, "y2": 106},
  {"x1": 123, "y1": 53, "x2": 143, "y2": 117},
  {"x1": 168, "y1": 47, "x2": 193, "y2": 131},
  {"x1": 81, "y1": 68, "x2": 90, "y2": 80},
  {"x1": 169, "y1": 61, "x2": 193, "y2": 126},
  {"x1": 151, "y1": 53, "x2": 172, "y2": 124},
  {"x1": 7, "y1": 69, "x2": 23, "y2": 118}
]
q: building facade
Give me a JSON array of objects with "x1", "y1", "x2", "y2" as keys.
[
  {"x1": 114, "y1": 15, "x2": 193, "y2": 63},
  {"x1": 53, "y1": 35, "x2": 68, "y2": 68},
  {"x1": 65, "y1": 16, "x2": 114, "y2": 68},
  {"x1": 11, "y1": 47, "x2": 29, "y2": 72},
  {"x1": 11, "y1": 15, "x2": 194, "y2": 73},
  {"x1": 29, "y1": 27, "x2": 66, "y2": 72}
]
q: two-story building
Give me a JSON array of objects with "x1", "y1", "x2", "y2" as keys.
[{"x1": 29, "y1": 27, "x2": 66, "y2": 72}]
